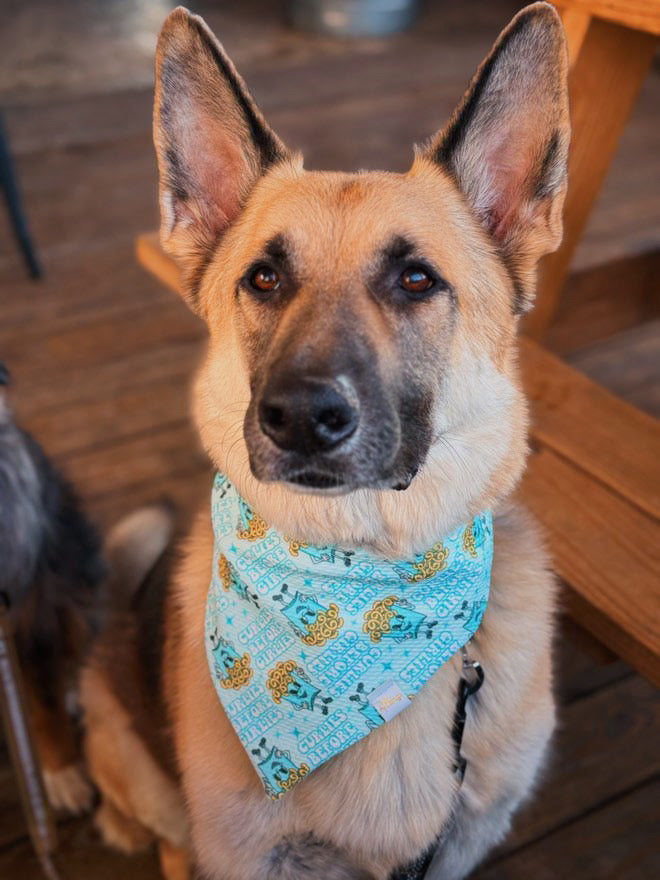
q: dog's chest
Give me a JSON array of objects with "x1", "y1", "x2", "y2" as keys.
[{"x1": 185, "y1": 659, "x2": 462, "y2": 879}]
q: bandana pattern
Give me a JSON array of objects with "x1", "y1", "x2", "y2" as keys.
[{"x1": 206, "y1": 473, "x2": 493, "y2": 799}]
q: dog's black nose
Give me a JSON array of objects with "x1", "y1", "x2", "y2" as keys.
[{"x1": 259, "y1": 377, "x2": 358, "y2": 454}]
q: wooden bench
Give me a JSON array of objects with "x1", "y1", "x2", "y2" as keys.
[
  {"x1": 519, "y1": 340, "x2": 659, "y2": 686},
  {"x1": 135, "y1": 231, "x2": 660, "y2": 687},
  {"x1": 525, "y1": 0, "x2": 660, "y2": 338},
  {"x1": 519, "y1": 0, "x2": 660, "y2": 684}
]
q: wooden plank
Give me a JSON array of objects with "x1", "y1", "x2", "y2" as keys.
[
  {"x1": 58, "y1": 421, "x2": 207, "y2": 506},
  {"x1": 0, "y1": 816, "x2": 160, "y2": 880},
  {"x1": 542, "y1": 250, "x2": 660, "y2": 356},
  {"x1": 520, "y1": 336, "x2": 660, "y2": 520},
  {"x1": 555, "y1": 4, "x2": 592, "y2": 62},
  {"x1": 1, "y1": 47, "x2": 480, "y2": 158},
  {"x1": 567, "y1": 320, "x2": 660, "y2": 418},
  {"x1": 0, "y1": 133, "x2": 158, "y2": 270},
  {"x1": 135, "y1": 233, "x2": 180, "y2": 295},
  {"x1": 3, "y1": 89, "x2": 153, "y2": 156},
  {"x1": 501, "y1": 675, "x2": 660, "y2": 853},
  {"x1": 21, "y1": 374, "x2": 193, "y2": 460},
  {"x1": 473, "y1": 777, "x2": 660, "y2": 879},
  {"x1": 560, "y1": 0, "x2": 660, "y2": 36},
  {"x1": 0, "y1": 240, "x2": 175, "y2": 343},
  {"x1": 89, "y1": 465, "x2": 212, "y2": 534},
  {"x1": 519, "y1": 447, "x2": 660, "y2": 686},
  {"x1": 524, "y1": 17, "x2": 657, "y2": 338},
  {"x1": 555, "y1": 620, "x2": 631, "y2": 703},
  {"x1": 10, "y1": 338, "x2": 201, "y2": 428},
  {"x1": 560, "y1": 615, "x2": 617, "y2": 665},
  {"x1": 2, "y1": 299, "x2": 202, "y2": 383}
]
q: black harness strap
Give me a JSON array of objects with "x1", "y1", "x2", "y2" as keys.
[
  {"x1": 451, "y1": 646, "x2": 485, "y2": 783},
  {"x1": 389, "y1": 843, "x2": 437, "y2": 880},
  {"x1": 389, "y1": 646, "x2": 485, "y2": 880}
]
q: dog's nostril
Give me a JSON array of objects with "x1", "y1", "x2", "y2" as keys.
[
  {"x1": 318, "y1": 406, "x2": 349, "y2": 432},
  {"x1": 263, "y1": 404, "x2": 286, "y2": 429},
  {"x1": 310, "y1": 393, "x2": 357, "y2": 450}
]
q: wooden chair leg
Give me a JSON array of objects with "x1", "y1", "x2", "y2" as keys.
[{"x1": 523, "y1": 17, "x2": 657, "y2": 339}]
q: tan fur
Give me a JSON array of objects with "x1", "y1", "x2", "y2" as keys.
[
  {"x1": 83, "y1": 4, "x2": 570, "y2": 878},
  {"x1": 159, "y1": 839, "x2": 190, "y2": 880},
  {"x1": 42, "y1": 763, "x2": 94, "y2": 815},
  {"x1": 79, "y1": 503, "x2": 187, "y2": 857},
  {"x1": 164, "y1": 502, "x2": 555, "y2": 880},
  {"x1": 81, "y1": 663, "x2": 188, "y2": 850}
]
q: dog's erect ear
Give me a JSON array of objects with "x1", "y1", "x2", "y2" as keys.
[
  {"x1": 423, "y1": 2, "x2": 570, "y2": 312},
  {"x1": 154, "y1": 7, "x2": 288, "y2": 297}
]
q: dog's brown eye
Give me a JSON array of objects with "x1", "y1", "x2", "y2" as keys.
[
  {"x1": 400, "y1": 266, "x2": 434, "y2": 295},
  {"x1": 250, "y1": 265, "x2": 280, "y2": 293}
]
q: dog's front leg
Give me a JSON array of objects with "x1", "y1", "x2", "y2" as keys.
[
  {"x1": 423, "y1": 788, "x2": 523, "y2": 880},
  {"x1": 264, "y1": 834, "x2": 375, "y2": 880}
]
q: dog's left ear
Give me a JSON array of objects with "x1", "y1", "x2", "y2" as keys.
[
  {"x1": 423, "y1": 2, "x2": 570, "y2": 312},
  {"x1": 153, "y1": 7, "x2": 288, "y2": 300}
]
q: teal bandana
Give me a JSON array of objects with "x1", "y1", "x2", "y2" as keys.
[{"x1": 206, "y1": 473, "x2": 493, "y2": 800}]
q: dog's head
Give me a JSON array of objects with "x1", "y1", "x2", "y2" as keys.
[{"x1": 153, "y1": 3, "x2": 569, "y2": 554}]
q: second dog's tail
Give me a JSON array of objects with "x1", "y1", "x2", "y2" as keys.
[{"x1": 103, "y1": 504, "x2": 176, "y2": 611}]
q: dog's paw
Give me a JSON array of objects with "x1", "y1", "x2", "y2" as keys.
[
  {"x1": 95, "y1": 799, "x2": 153, "y2": 853},
  {"x1": 43, "y1": 762, "x2": 94, "y2": 814}
]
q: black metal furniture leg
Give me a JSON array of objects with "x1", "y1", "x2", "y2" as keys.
[{"x1": 0, "y1": 113, "x2": 41, "y2": 279}]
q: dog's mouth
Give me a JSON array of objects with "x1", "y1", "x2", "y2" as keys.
[
  {"x1": 243, "y1": 367, "x2": 432, "y2": 496},
  {"x1": 277, "y1": 463, "x2": 419, "y2": 495},
  {"x1": 245, "y1": 404, "x2": 428, "y2": 496},
  {"x1": 392, "y1": 466, "x2": 418, "y2": 491},
  {"x1": 286, "y1": 469, "x2": 347, "y2": 492}
]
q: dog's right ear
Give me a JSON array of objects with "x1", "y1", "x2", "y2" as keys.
[{"x1": 154, "y1": 7, "x2": 288, "y2": 301}]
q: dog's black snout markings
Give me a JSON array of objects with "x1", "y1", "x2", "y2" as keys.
[{"x1": 259, "y1": 376, "x2": 359, "y2": 454}]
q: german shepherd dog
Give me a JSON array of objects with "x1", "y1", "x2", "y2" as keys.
[{"x1": 81, "y1": 4, "x2": 570, "y2": 878}]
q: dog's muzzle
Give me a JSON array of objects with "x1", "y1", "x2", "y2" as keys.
[{"x1": 244, "y1": 343, "x2": 432, "y2": 493}]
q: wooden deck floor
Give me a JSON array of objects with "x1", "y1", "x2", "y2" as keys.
[{"x1": 0, "y1": 1, "x2": 658, "y2": 877}]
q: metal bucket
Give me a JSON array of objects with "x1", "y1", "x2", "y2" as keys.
[{"x1": 289, "y1": 0, "x2": 419, "y2": 38}]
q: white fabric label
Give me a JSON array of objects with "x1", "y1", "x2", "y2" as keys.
[{"x1": 367, "y1": 680, "x2": 412, "y2": 722}]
